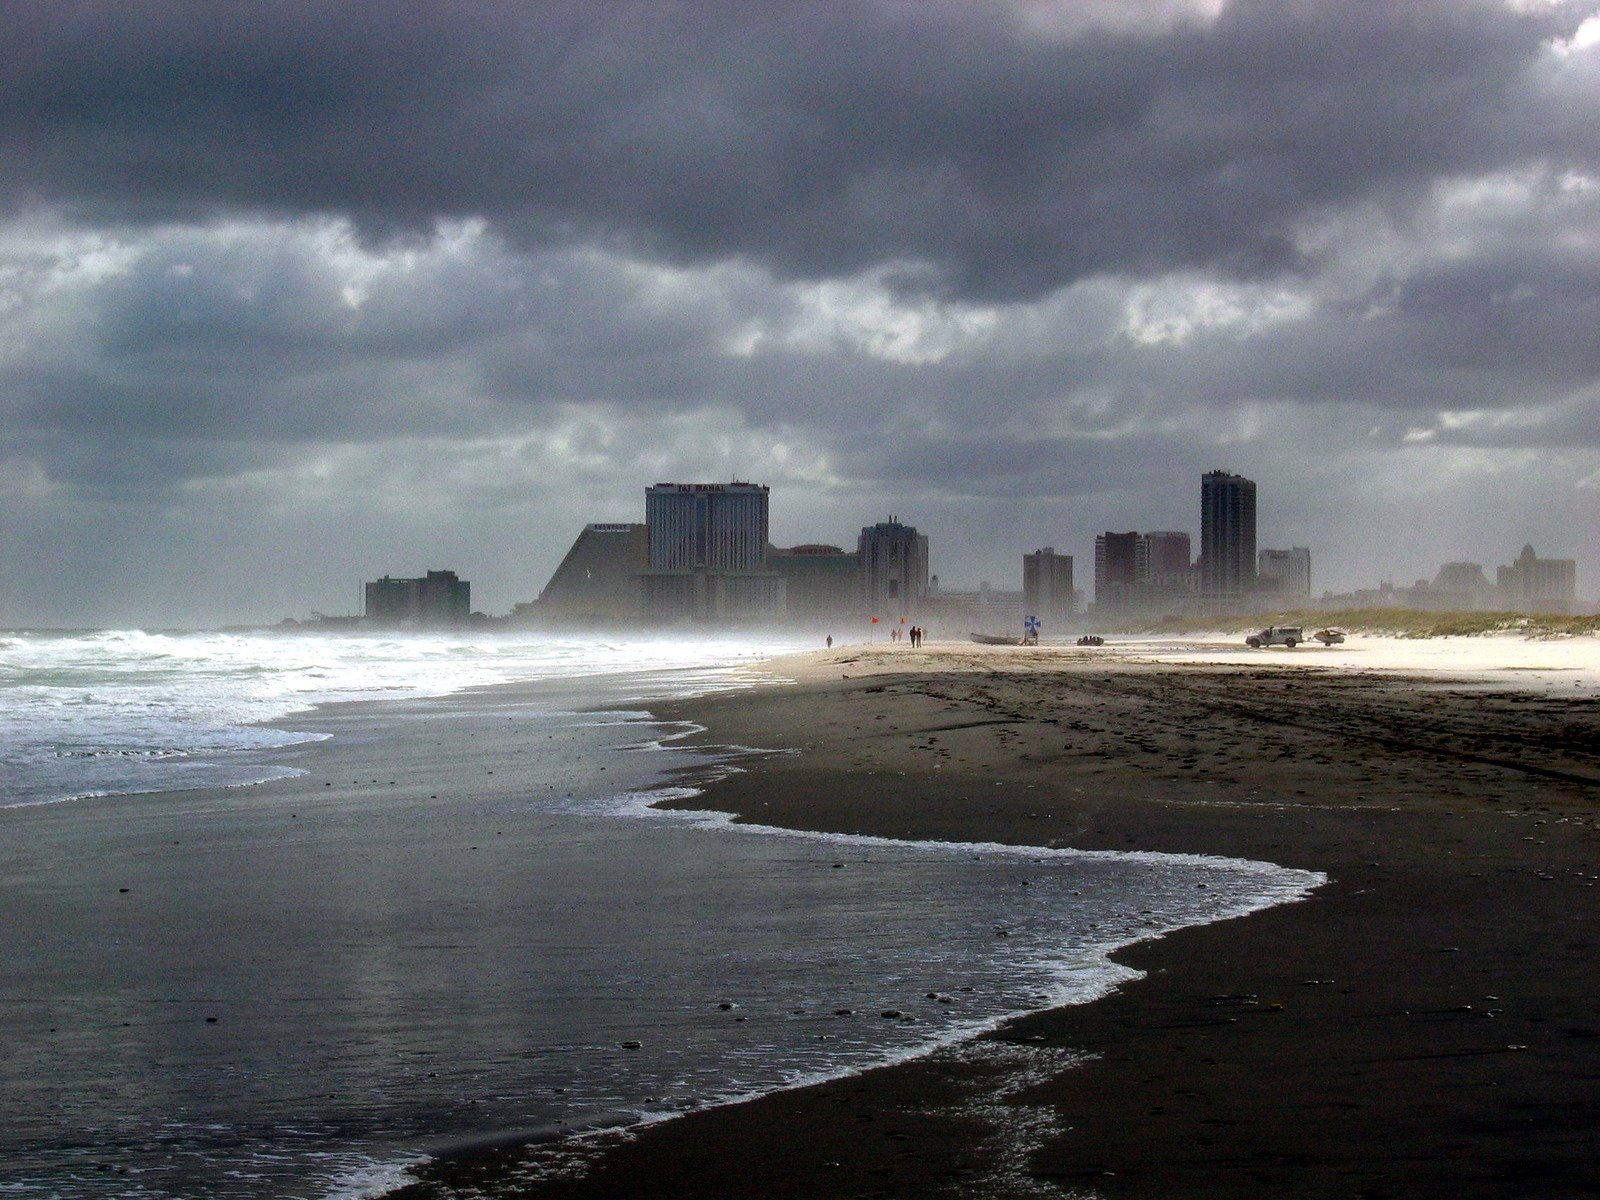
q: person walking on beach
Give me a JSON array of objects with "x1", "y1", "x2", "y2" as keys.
[{"x1": 825, "y1": 635, "x2": 832, "y2": 649}]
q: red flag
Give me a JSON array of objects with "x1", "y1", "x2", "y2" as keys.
[{"x1": 870, "y1": 616, "x2": 879, "y2": 623}]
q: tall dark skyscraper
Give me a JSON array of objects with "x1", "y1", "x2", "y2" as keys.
[
  {"x1": 1200, "y1": 470, "x2": 1256, "y2": 597},
  {"x1": 859, "y1": 517, "x2": 928, "y2": 619}
]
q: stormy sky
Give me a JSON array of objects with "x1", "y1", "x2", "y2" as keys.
[{"x1": 3, "y1": 0, "x2": 1599, "y2": 625}]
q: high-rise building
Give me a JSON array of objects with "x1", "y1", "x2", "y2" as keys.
[
  {"x1": 646, "y1": 482, "x2": 769, "y2": 572},
  {"x1": 1258, "y1": 547, "x2": 1311, "y2": 602},
  {"x1": 1200, "y1": 470, "x2": 1256, "y2": 598},
  {"x1": 641, "y1": 482, "x2": 783, "y2": 622},
  {"x1": 1023, "y1": 548, "x2": 1075, "y2": 631},
  {"x1": 859, "y1": 518, "x2": 929, "y2": 620},
  {"x1": 1141, "y1": 531, "x2": 1193, "y2": 581},
  {"x1": 364, "y1": 570, "x2": 471, "y2": 626},
  {"x1": 1496, "y1": 545, "x2": 1576, "y2": 613},
  {"x1": 1094, "y1": 531, "x2": 1140, "y2": 605}
]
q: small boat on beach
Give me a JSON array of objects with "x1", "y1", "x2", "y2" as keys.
[{"x1": 969, "y1": 632, "x2": 1018, "y2": 645}]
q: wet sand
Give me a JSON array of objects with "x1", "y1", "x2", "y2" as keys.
[{"x1": 405, "y1": 640, "x2": 1600, "y2": 1199}]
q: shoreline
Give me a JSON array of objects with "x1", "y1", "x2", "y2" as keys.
[{"x1": 403, "y1": 640, "x2": 1600, "y2": 1199}]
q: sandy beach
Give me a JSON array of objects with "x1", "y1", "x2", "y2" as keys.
[{"x1": 402, "y1": 634, "x2": 1600, "y2": 1199}]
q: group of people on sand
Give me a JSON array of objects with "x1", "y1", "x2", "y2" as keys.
[{"x1": 824, "y1": 626, "x2": 927, "y2": 650}]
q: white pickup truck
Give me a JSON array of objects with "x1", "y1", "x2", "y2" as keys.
[{"x1": 1245, "y1": 625, "x2": 1302, "y2": 648}]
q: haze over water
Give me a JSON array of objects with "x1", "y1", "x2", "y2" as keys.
[{"x1": 0, "y1": 631, "x2": 1319, "y2": 1198}]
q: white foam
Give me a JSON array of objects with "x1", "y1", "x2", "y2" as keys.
[
  {"x1": 317, "y1": 1154, "x2": 431, "y2": 1199},
  {"x1": 0, "y1": 629, "x2": 811, "y2": 807}
]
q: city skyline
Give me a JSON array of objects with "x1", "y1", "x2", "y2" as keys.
[
  {"x1": 2, "y1": 2, "x2": 1599, "y2": 626},
  {"x1": 433, "y1": 473, "x2": 1580, "y2": 625}
]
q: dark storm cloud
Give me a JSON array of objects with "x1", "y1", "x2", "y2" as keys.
[
  {"x1": 5, "y1": 0, "x2": 1600, "y2": 623},
  {"x1": 2, "y1": 0, "x2": 1596, "y2": 299}
]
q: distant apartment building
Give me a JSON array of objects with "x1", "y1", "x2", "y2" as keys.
[
  {"x1": 524, "y1": 523, "x2": 647, "y2": 623},
  {"x1": 768, "y1": 544, "x2": 861, "y2": 621},
  {"x1": 1023, "y1": 548, "x2": 1075, "y2": 632},
  {"x1": 642, "y1": 482, "x2": 784, "y2": 622},
  {"x1": 1200, "y1": 470, "x2": 1256, "y2": 599},
  {"x1": 1095, "y1": 531, "x2": 1196, "y2": 618},
  {"x1": 1140, "y1": 531, "x2": 1193, "y2": 582},
  {"x1": 859, "y1": 517, "x2": 929, "y2": 620},
  {"x1": 1093, "y1": 532, "x2": 1140, "y2": 608},
  {"x1": 1497, "y1": 545, "x2": 1576, "y2": 613},
  {"x1": 364, "y1": 570, "x2": 470, "y2": 627},
  {"x1": 1257, "y1": 547, "x2": 1311, "y2": 603}
]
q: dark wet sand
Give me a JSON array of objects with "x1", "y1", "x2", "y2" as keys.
[{"x1": 402, "y1": 644, "x2": 1600, "y2": 1199}]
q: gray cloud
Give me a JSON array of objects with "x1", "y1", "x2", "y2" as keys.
[
  {"x1": 3, "y1": 1, "x2": 1596, "y2": 298},
  {"x1": 3, "y1": 0, "x2": 1600, "y2": 624}
]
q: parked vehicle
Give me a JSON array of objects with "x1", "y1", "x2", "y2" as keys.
[{"x1": 1245, "y1": 625, "x2": 1303, "y2": 649}]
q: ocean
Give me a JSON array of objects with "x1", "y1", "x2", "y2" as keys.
[{"x1": 0, "y1": 629, "x2": 1321, "y2": 1198}]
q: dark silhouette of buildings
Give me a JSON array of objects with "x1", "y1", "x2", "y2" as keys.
[
  {"x1": 641, "y1": 482, "x2": 784, "y2": 622},
  {"x1": 1498, "y1": 545, "x2": 1576, "y2": 613},
  {"x1": 1093, "y1": 532, "x2": 1140, "y2": 611},
  {"x1": 768, "y1": 544, "x2": 862, "y2": 621},
  {"x1": 1023, "y1": 548, "x2": 1075, "y2": 632},
  {"x1": 1201, "y1": 470, "x2": 1256, "y2": 599},
  {"x1": 364, "y1": 570, "x2": 470, "y2": 627},
  {"x1": 1141, "y1": 531, "x2": 1193, "y2": 580},
  {"x1": 859, "y1": 518, "x2": 929, "y2": 621},
  {"x1": 521, "y1": 524, "x2": 647, "y2": 623}
]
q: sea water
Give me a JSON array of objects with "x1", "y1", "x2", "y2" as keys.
[{"x1": 0, "y1": 630, "x2": 1321, "y2": 1199}]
